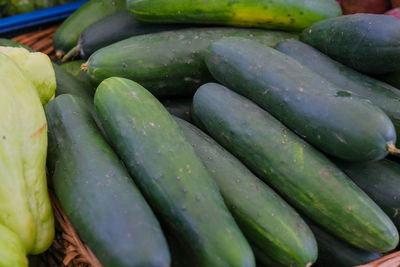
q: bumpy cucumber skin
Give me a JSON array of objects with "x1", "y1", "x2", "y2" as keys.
[
  {"x1": 85, "y1": 27, "x2": 297, "y2": 97},
  {"x1": 205, "y1": 37, "x2": 396, "y2": 162},
  {"x1": 300, "y1": 14, "x2": 400, "y2": 75},
  {"x1": 176, "y1": 117, "x2": 317, "y2": 267},
  {"x1": 78, "y1": 11, "x2": 185, "y2": 59},
  {"x1": 94, "y1": 77, "x2": 255, "y2": 267},
  {"x1": 53, "y1": 0, "x2": 126, "y2": 55},
  {"x1": 127, "y1": 0, "x2": 341, "y2": 31},
  {"x1": 46, "y1": 94, "x2": 170, "y2": 267},
  {"x1": 193, "y1": 83, "x2": 399, "y2": 253},
  {"x1": 337, "y1": 159, "x2": 400, "y2": 231},
  {"x1": 276, "y1": 39, "x2": 400, "y2": 146}
]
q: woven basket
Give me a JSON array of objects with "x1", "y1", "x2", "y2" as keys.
[{"x1": 12, "y1": 25, "x2": 400, "y2": 267}]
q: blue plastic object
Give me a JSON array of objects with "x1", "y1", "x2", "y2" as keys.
[{"x1": 0, "y1": 1, "x2": 88, "y2": 36}]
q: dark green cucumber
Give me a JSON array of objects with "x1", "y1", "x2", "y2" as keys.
[
  {"x1": 127, "y1": 0, "x2": 341, "y2": 32},
  {"x1": 60, "y1": 60, "x2": 92, "y2": 87},
  {"x1": 163, "y1": 98, "x2": 192, "y2": 122},
  {"x1": 46, "y1": 94, "x2": 170, "y2": 267},
  {"x1": 300, "y1": 14, "x2": 400, "y2": 75},
  {"x1": 275, "y1": 39, "x2": 400, "y2": 146},
  {"x1": 73, "y1": 11, "x2": 186, "y2": 59},
  {"x1": 175, "y1": 117, "x2": 317, "y2": 267},
  {"x1": 84, "y1": 27, "x2": 297, "y2": 97},
  {"x1": 0, "y1": 39, "x2": 33, "y2": 51},
  {"x1": 306, "y1": 220, "x2": 382, "y2": 267},
  {"x1": 252, "y1": 245, "x2": 285, "y2": 267},
  {"x1": 336, "y1": 159, "x2": 400, "y2": 230},
  {"x1": 94, "y1": 77, "x2": 254, "y2": 267},
  {"x1": 193, "y1": 83, "x2": 399, "y2": 253},
  {"x1": 53, "y1": 0, "x2": 126, "y2": 57},
  {"x1": 205, "y1": 37, "x2": 397, "y2": 162}
]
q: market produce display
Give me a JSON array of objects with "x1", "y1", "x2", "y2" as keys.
[
  {"x1": 5, "y1": 0, "x2": 400, "y2": 266},
  {"x1": 0, "y1": 0, "x2": 78, "y2": 17}
]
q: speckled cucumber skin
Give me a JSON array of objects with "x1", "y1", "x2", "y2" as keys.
[
  {"x1": 337, "y1": 159, "x2": 400, "y2": 231},
  {"x1": 53, "y1": 0, "x2": 126, "y2": 56},
  {"x1": 205, "y1": 37, "x2": 396, "y2": 162},
  {"x1": 46, "y1": 94, "x2": 170, "y2": 267},
  {"x1": 85, "y1": 27, "x2": 297, "y2": 97},
  {"x1": 276, "y1": 39, "x2": 400, "y2": 146},
  {"x1": 300, "y1": 14, "x2": 400, "y2": 75},
  {"x1": 175, "y1": 117, "x2": 317, "y2": 267},
  {"x1": 94, "y1": 77, "x2": 255, "y2": 267},
  {"x1": 193, "y1": 83, "x2": 399, "y2": 253},
  {"x1": 127, "y1": 0, "x2": 341, "y2": 32}
]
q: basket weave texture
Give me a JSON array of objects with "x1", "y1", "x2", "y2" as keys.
[{"x1": 11, "y1": 25, "x2": 400, "y2": 267}]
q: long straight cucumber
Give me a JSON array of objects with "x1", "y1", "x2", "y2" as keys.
[
  {"x1": 53, "y1": 0, "x2": 126, "y2": 57},
  {"x1": 205, "y1": 37, "x2": 398, "y2": 162},
  {"x1": 46, "y1": 94, "x2": 170, "y2": 266},
  {"x1": 94, "y1": 77, "x2": 254, "y2": 267},
  {"x1": 127, "y1": 0, "x2": 341, "y2": 31},
  {"x1": 192, "y1": 83, "x2": 399, "y2": 253},
  {"x1": 175, "y1": 117, "x2": 317, "y2": 267},
  {"x1": 275, "y1": 39, "x2": 400, "y2": 145},
  {"x1": 83, "y1": 27, "x2": 296, "y2": 97}
]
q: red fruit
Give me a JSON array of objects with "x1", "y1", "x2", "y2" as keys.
[
  {"x1": 385, "y1": 7, "x2": 400, "y2": 17},
  {"x1": 341, "y1": 0, "x2": 389, "y2": 14}
]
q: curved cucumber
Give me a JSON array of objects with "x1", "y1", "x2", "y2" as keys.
[
  {"x1": 336, "y1": 159, "x2": 400, "y2": 231},
  {"x1": 94, "y1": 77, "x2": 255, "y2": 267},
  {"x1": 205, "y1": 37, "x2": 397, "y2": 162},
  {"x1": 84, "y1": 27, "x2": 297, "y2": 97},
  {"x1": 300, "y1": 14, "x2": 400, "y2": 75},
  {"x1": 175, "y1": 117, "x2": 317, "y2": 267},
  {"x1": 127, "y1": 0, "x2": 341, "y2": 32},
  {"x1": 53, "y1": 0, "x2": 126, "y2": 57},
  {"x1": 192, "y1": 82, "x2": 399, "y2": 253},
  {"x1": 46, "y1": 94, "x2": 170, "y2": 267},
  {"x1": 275, "y1": 39, "x2": 400, "y2": 146},
  {"x1": 76, "y1": 11, "x2": 186, "y2": 59}
]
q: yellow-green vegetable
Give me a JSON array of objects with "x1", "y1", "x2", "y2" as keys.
[
  {"x1": 0, "y1": 52, "x2": 54, "y2": 255},
  {"x1": 0, "y1": 46, "x2": 56, "y2": 105},
  {"x1": 0, "y1": 224, "x2": 28, "y2": 267}
]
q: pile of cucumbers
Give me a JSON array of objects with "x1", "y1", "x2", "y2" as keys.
[{"x1": 5, "y1": 0, "x2": 400, "y2": 266}]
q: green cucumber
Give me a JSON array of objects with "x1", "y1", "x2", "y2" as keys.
[
  {"x1": 7, "y1": 0, "x2": 34, "y2": 15},
  {"x1": 306, "y1": 220, "x2": 382, "y2": 267},
  {"x1": 71, "y1": 11, "x2": 186, "y2": 60},
  {"x1": 300, "y1": 14, "x2": 400, "y2": 75},
  {"x1": 53, "y1": 0, "x2": 126, "y2": 57},
  {"x1": 252, "y1": 245, "x2": 285, "y2": 267},
  {"x1": 0, "y1": 39, "x2": 33, "y2": 51},
  {"x1": 163, "y1": 98, "x2": 192, "y2": 122},
  {"x1": 60, "y1": 60, "x2": 92, "y2": 87},
  {"x1": 192, "y1": 82, "x2": 399, "y2": 253},
  {"x1": 336, "y1": 159, "x2": 400, "y2": 231},
  {"x1": 46, "y1": 94, "x2": 170, "y2": 267},
  {"x1": 127, "y1": 0, "x2": 341, "y2": 32},
  {"x1": 83, "y1": 27, "x2": 297, "y2": 97},
  {"x1": 94, "y1": 77, "x2": 255, "y2": 267},
  {"x1": 275, "y1": 39, "x2": 400, "y2": 146},
  {"x1": 175, "y1": 117, "x2": 317, "y2": 267},
  {"x1": 205, "y1": 37, "x2": 397, "y2": 162}
]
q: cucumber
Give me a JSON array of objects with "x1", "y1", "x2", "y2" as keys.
[
  {"x1": 205, "y1": 37, "x2": 397, "y2": 162},
  {"x1": 0, "y1": 39, "x2": 33, "y2": 51},
  {"x1": 252, "y1": 245, "x2": 285, "y2": 267},
  {"x1": 192, "y1": 82, "x2": 399, "y2": 253},
  {"x1": 163, "y1": 98, "x2": 192, "y2": 122},
  {"x1": 175, "y1": 117, "x2": 317, "y2": 267},
  {"x1": 127, "y1": 0, "x2": 341, "y2": 32},
  {"x1": 300, "y1": 14, "x2": 400, "y2": 75},
  {"x1": 7, "y1": 0, "x2": 35, "y2": 15},
  {"x1": 94, "y1": 77, "x2": 255, "y2": 267},
  {"x1": 60, "y1": 60, "x2": 92, "y2": 87},
  {"x1": 53, "y1": 0, "x2": 126, "y2": 57},
  {"x1": 46, "y1": 94, "x2": 170, "y2": 267},
  {"x1": 84, "y1": 27, "x2": 296, "y2": 97},
  {"x1": 275, "y1": 39, "x2": 400, "y2": 146},
  {"x1": 0, "y1": 224, "x2": 28, "y2": 267},
  {"x1": 306, "y1": 220, "x2": 382, "y2": 267},
  {"x1": 336, "y1": 159, "x2": 400, "y2": 230},
  {"x1": 72, "y1": 11, "x2": 186, "y2": 59}
]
